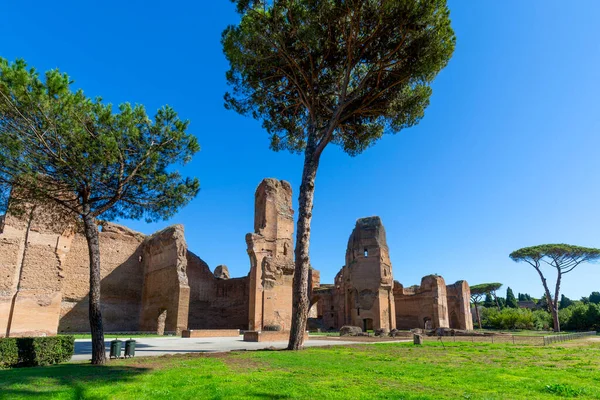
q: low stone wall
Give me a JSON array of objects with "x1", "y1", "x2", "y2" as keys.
[
  {"x1": 243, "y1": 330, "x2": 308, "y2": 342},
  {"x1": 182, "y1": 329, "x2": 240, "y2": 338}
]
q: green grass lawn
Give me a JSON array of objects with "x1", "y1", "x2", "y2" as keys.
[{"x1": 2, "y1": 340, "x2": 599, "y2": 399}]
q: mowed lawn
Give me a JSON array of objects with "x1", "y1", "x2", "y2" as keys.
[{"x1": 2, "y1": 339, "x2": 600, "y2": 399}]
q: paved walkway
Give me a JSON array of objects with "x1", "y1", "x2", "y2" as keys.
[{"x1": 72, "y1": 336, "x2": 362, "y2": 361}]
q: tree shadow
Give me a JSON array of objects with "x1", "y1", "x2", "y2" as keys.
[
  {"x1": 59, "y1": 249, "x2": 144, "y2": 333},
  {"x1": 245, "y1": 391, "x2": 294, "y2": 399},
  {"x1": 73, "y1": 340, "x2": 215, "y2": 361},
  {"x1": 0, "y1": 363, "x2": 150, "y2": 399}
]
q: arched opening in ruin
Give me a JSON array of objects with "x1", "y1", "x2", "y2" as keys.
[
  {"x1": 449, "y1": 310, "x2": 459, "y2": 329},
  {"x1": 423, "y1": 317, "x2": 432, "y2": 330},
  {"x1": 363, "y1": 318, "x2": 373, "y2": 331}
]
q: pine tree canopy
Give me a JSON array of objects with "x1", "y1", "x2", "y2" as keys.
[
  {"x1": 0, "y1": 58, "x2": 200, "y2": 221},
  {"x1": 223, "y1": 0, "x2": 456, "y2": 156},
  {"x1": 470, "y1": 282, "x2": 502, "y2": 296},
  {"x1": 510, "y1": 244, "x2": 600, "y2": 273}
]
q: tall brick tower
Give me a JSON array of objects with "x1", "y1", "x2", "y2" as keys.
[
  {"x1": 246, "y1": 179, "x2": 295, "y2": 331},
  {"x1": 341, "y1": 216, "x2": 396, "y2": 331}
]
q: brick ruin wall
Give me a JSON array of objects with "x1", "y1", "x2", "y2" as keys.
[
  {"x1": 187, "y1": 251, "x2": 249, "y2": 330},
  {"x1": 138, "y1": 225, "x2": 190, "y2": 335},
  {"x1": 1, "y1": 179, "x2": 474, "y2": 337},
  {"x1": 0, "y1": 201, "x2": 192, "y2": 336},
  {"x1": 59, "y1": 223, "x2": 146, "y2": 333},
  {"x1": 312, "y1": 283, "x2": 343, "y2": 331},
  {"x1": 0, "y1": 203, "x2": 74, "y2": 337},
  {"x1": 0, "y1": 178, "x2": 289, "y2": 337},
  {"x1": 393, "y1": 275, "x2": 450, "y2": 330},
  {"x1": 393, "y1": 276, "x2": 475, "y2": 330},
  {"x1": 446, "y1": 280, "x2": 474, "y2": 330},
  {"x1": 315, "y1": 272, "x2": 473, "y2": 332}
]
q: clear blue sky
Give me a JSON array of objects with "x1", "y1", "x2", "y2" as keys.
[{"x1": 2, "y1": 1, "x2": 599, "y2": 299}]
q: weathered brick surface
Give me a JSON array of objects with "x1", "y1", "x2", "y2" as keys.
[
  {"x1": 59, "y1": 224, "x2": 145, "y2": 332},
  {"x1": 139, "y1": 225, "x2": 190, "y2": 335},
  {"x1": 446, "y1": 280, "x2": 474, "y2": 330},
  {"x1": 247, "y1": 179, "x2": 295, "y2": 331},
  {"x1": 394, "y1": 275, "x2": 450, "y2": 330},
  {"x1": 186, "y1": 252, "x2": 249, "y2": 330}
]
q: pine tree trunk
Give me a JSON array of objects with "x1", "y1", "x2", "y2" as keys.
[
  {"x1": 553, "y1": 272, "x2": 562, "y2": 332},
  {"x1": 474, "y1": 301, "x2": 482, "y2": 329},
  {"x1": 83, "y1": 211, "x2": 106, "y2": 365},
  {"x1": 288, "y1": 139, "x2": 320, "y2": 350},
  {"x1": 533, "y1": 265, "x2": 560, "y2": 332}
]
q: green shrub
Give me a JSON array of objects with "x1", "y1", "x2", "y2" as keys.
[
  {"x1": 585, "y1": 303, "x2": 600, "y2": 330},
  {"x1": 565, "y1": 304, "x2": 589, "y2": 331},
  {"x1": 17, "y1": 335, "x2": 75, "y2": 366},
  {"x1": 481, "y1": 308, "x2": 534, "y2": 330},
  {"x1": 532, "y1": 310, "x2": 552, "y2": 330},
  {"x1": 558, "y1": 307, "x2": 573, "y2": 328},
  {"x1": 0, "y1": 338, "x2": 19, "y2": 368},
  {"x1": 1, "y1": 335, "x2": 77, "y2": 368}
]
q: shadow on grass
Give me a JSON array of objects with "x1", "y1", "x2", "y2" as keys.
[
  {"x1": 246, "y1": 391, "x2": 294, "y2": 399},
  {"x1": 0, "y1": 363, "x2": 150, "y2": 399}
]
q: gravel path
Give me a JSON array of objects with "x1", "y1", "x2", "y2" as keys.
[{"x1": 71, "y1": 336, "x2": 374, "y2": 361}]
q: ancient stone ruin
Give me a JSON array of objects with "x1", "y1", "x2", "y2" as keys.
[
  {"x1": 311, "y1": 217, "x2": 473, "y2": 332},
  {"x1": 246, "y1": 179, "x2": 295, "y2": 332},
  {"x1": 311, "y1": 217, "x2": 396, "y2": 332},
  {"x1": 0, "y1": 178, "x2": 472, "y2": 338}
]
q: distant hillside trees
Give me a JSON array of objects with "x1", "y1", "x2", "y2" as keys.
[
  {"x1": 470, "y1": 283, "x2": 503, "y2": 329},
  {"x1": 475, "y1": 288, "x2": 600, "y2": 332},
  {"x1": 518, "y1": 293, "x2": 532, "y2": 301},
  {"x1": 559, "y1": 295, "x2": 573, "y2": 310},
  {"x1": 538, "y1": 294, "x2": 551, "y2": 312},
  {"x1": 484, "y1": 293, "x2": 495, "y2": 308},
  {"x1": 506, "y1": 287, "x2": 518, "y2": 308}
]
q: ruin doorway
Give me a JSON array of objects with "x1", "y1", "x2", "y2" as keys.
[
  {"x1": 363, "y1": 318, "x2": 373, "y2": 332},
  {"x1": 423, "y1": 317, "x2": 432, "y2": 330},
  {"x1": 449, "y1": 311, "x2": 459, "y2": 329}
]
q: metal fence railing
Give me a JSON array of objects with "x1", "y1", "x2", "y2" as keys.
[
  {"x1": 543, "y1": 331, "x2": 597, "y2": 346},
  {"x1": 420, "y1": 331, "x2": 597, "y2": 346}
]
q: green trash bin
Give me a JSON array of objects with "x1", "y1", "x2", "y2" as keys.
[
  {"x1": 124, "y1": 339, "x2": 136, "y2": 358},
  {"x1": 110, "y1": 339, "x2": 123, "y2": 359}
]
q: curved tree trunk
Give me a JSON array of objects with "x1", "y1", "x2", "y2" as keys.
[
  {"x1": 533, "y1": 265, "x2": 559, "y2": 332},
  {"x1": 288, "y1": 138, "x2": 320, "y2": 350},
  {"x1": 493, "y1": 292, "x2": 500, "y2": 311},
  {"x1": 83, "y1": 211, "x2": 106, "y2": 364}
]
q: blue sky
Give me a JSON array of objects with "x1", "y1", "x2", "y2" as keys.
[{"x1": 2, "y1": 1, "x2": 599, "y2": 299}]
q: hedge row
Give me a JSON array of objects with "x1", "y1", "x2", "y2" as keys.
[{"x1": 0, "y1": 335, "x2": 74, "y2": 368}]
